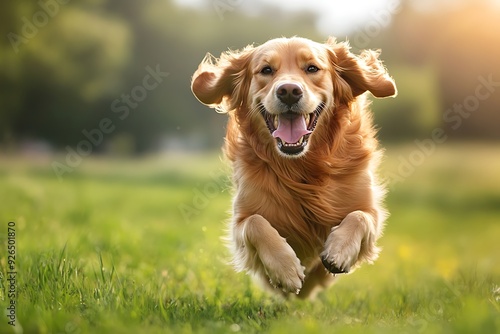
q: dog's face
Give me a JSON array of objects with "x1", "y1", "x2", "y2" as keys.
[
  {"x1": 250, "y1": 38, "x2": 333, "y2": 156},
  {"x1": 192, "y1": 37, "x2": 396, "y2": 157}
]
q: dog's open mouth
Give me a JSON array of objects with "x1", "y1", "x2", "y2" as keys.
[{"x1": 260, "y1": 103, "x2": 325, "y2": 156}]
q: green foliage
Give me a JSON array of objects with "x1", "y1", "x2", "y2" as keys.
[
  {"x1": 24, "y1": 7, "x2": 131, "y2": 101},
  {"x1": 0, "y1": 144, "x2": 499, "y2": 333}
]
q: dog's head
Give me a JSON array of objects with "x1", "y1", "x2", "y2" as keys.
[{"x1": 191, "y1": 37, "x2": 396, "y2": 158}]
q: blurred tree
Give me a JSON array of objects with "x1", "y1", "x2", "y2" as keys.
[
  {"x1": 385, "y1": 0, "x2": 500, "y2": 139},
  {"x1": 1, "y1": 0, "x2": 131, "y2": 147}
]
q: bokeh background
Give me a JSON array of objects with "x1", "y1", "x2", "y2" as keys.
[
  {"x1": 1, "y1": 0, "x2": 499, "y2": 333},
  {"x1": 2, "y1": 0, "x2": 500, "y2": 153}
]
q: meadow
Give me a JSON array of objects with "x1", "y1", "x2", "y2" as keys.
[{"x1": 0, "y1": 143, "x2": 499, "y2": 333}]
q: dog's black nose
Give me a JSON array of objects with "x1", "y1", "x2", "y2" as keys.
[{"x1": 276, "y1": 83, "x2": 303, "y2": 107}]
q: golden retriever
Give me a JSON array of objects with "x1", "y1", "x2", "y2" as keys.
[{"x1": 191, "y1": 36, "x2": 397, "y2": 299}]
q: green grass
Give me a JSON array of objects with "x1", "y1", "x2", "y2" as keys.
[{"x1": 0, "y1": 144, "x2": 499, "y2": 333}]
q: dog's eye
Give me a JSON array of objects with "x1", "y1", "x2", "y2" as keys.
[
  {"x1": 260, "y1": 66, "x2": 273, "y2": 75},
  {"x1": 306, "y1": 65, "x2": 319, "y2": 73}
]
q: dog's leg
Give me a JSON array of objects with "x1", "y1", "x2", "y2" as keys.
[
  {"x1": 320, "y1": 210, "x2": 380, "y2": 274},
  {"x1": 231, "y1": 214, "x2": 305, "y2": 294}
]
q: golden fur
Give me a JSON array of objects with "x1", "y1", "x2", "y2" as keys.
[{"x1": 191, "y1": 37, "x2": 397, "y2": 299}]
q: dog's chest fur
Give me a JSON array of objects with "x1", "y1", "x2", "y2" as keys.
[{"x1": 230, "y1": 150, "x2": 374, "y2": 262}]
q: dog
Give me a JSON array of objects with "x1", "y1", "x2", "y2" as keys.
[{"x1": 191, "y1": 36, "x2": 396, "y2": 299}]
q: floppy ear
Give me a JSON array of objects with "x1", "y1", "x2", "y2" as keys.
[
  {"x1": 326, "y1": 37, "x2": 397, "y2": 102},
  {"x1": 191, "y1": 46, "x2": 254, "y2": 113}
]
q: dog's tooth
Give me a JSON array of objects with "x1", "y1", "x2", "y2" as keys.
[{"x1": 273, "y1": 115, "x2": 278, "y2": 129}]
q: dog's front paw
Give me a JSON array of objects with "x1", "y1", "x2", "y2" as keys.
[
  {"x1": 261, "y1": 240, "x2": 305, "y2": 294},
  {"x1": 320, "y1": 225, "x2": 362, "y2": 274}
]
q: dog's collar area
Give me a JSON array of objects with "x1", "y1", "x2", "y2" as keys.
[{"x1": 259, "y1": 103, "x2": 324, "y2": 156}]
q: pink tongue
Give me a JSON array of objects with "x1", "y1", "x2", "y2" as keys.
[{"x1": 272, "y1": 114, "x2": 311, "y2": 144}]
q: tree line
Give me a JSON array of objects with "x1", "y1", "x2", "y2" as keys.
[{"x1": 1, "y1": 0, "x2": 498, "y2": 153}]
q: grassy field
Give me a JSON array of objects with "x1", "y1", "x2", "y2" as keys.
[{"x1": 0, "y1": 143, "x2": 499, "y2": 333}]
